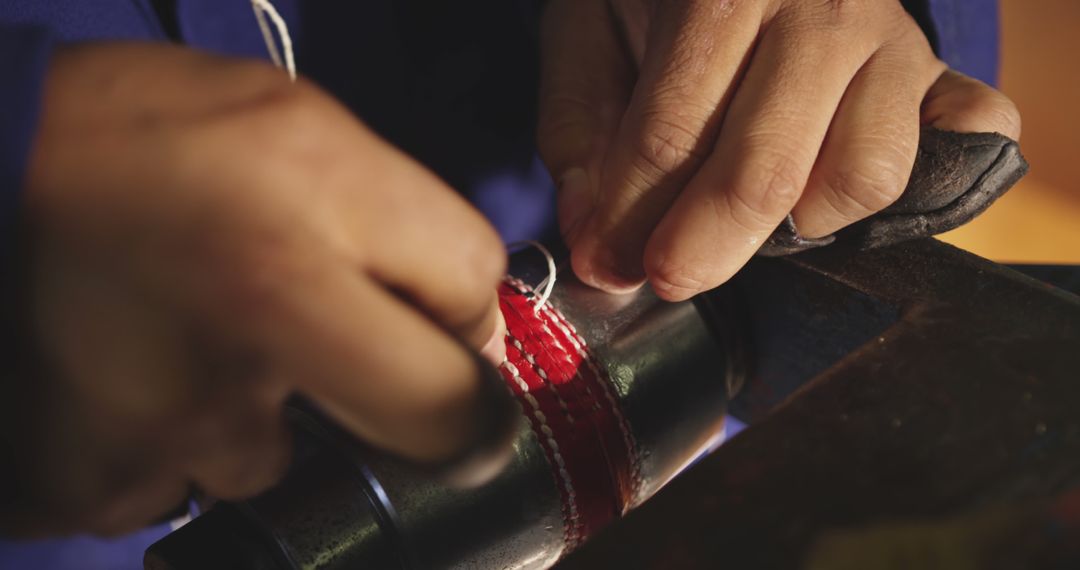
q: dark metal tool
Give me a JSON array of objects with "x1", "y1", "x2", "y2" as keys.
[
  {"x1": 146, "y1": 128, "x2": 1038, "y2": 569},
  {"x1": 559, "y1": 240, "x2": 1080, "y2": 569},
  {"x1": 146, "y1": 250, "x2": 736, "y2": 570}
]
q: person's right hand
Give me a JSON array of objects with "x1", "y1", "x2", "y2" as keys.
[{"x1": 2, "y1": 43, "x2": 512, "y2": 537}]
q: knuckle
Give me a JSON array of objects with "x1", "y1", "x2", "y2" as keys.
[
  {"x1": 260, "y1": 86, "x2": 330, "y2": 142},
  {"x1": 647, "y1": 257, "x2": 705, "y2": 299},
  {"x1": 233, "y1": 64, "x2": 322, "y2": 122},
  {"x1": 784, "y1": 0, "x2": 906, "y2": 44},
  {"x1": 816, "y1": 0, "x2": 872, "y2": 29},
  {"x1": 234, "y1": 78, "x2": 341, "y2": 161},
  {"x1": 822, "y1": 162, "x2": 907, "y2": 218},
  {"x1": 725, "y1": 151, "x2": 805, "y2": 231},
  {"x1": 237, "y1": 57, "x2": 297, "y2": 87},
  {"x1": 631, "y1": 110, "x2": 707, "y2": 180},
  {"x1": 891, "y1": 17, "x2": 934, "y2": 49},
  {"x1": 779, "y1": 0, "x2": 858, "y2": 34}
]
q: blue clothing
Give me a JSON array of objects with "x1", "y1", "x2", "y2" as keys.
[
  {"x1": 0, "y1": 0, "x2": 999, "y2": 245},
  {"x1": 0, "y1": 0, "x2": 555, "y2": 247},
  {"x1": 0, "y1": 1, "x2": 999, "y2": 568}
]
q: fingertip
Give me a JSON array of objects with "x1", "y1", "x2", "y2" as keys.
[
  {"x1": 644, "y1": 249, "x2": 711, "y2": 302},
  {"x1": 480, "y1": 306, "x2": 507, "y2": 366},
  {"x1": 570, "y1": 236, "x2": 646, "y2": 294},
  {"x1": 924, "y1": 70, "x2": 1023, "y2": 141},
  {"x1": 579, "y1": 264, "x2": 646, "y2": 295},
  {"x1": 649, "y1": 277, "x2": 699, "y2": 302},
  {"x1": 929, "y1": 99, "x2": 1022, "y2": 143}
]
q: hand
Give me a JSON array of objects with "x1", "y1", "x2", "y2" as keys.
[
  {"x1": 3, "y1": 43, "x2": 509, "y2": 536},
  {"x1": 538, "y1": 0, "x2": 1022, "y2": 300}
]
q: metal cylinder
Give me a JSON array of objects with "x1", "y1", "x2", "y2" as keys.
[{"x1": 146, "y1": 249, "x2": 737, "y2": 570}]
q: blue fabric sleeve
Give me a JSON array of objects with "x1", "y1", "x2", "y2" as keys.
[
  {"x1": 927, "y1": 0, "x2": 999, "y2": 86},
  {"x1": 0, "y1": 25, "x2": 51, "y2": 237},
  {"x1": 903, "y1": 0, "x2": 1000, "y2": 86}
]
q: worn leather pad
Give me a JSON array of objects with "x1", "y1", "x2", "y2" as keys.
[{"x1": 758, "y1": 128, "x2": 1029, "y2": 257}]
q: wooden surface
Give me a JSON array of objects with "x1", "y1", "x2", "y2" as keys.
[{"x1": 560, "y1": 240, "x2": 1080, "y2": 569}]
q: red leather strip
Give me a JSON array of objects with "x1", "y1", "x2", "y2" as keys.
[{"x1": 497, "y1": 280, "x2": 638, "y2": 551}]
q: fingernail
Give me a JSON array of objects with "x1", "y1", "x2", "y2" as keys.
[
  {"x1": 590, "y1": 247, "x2": 646, "y2": 294},
  {"x1": 650, "y1": 277, "x2": 696, "y2": 302},
  {"x1": 577, "y1": 256, "x2": 645, "y2": 294},
  {"x1": 557, "y1": 168, "x2": 592, "y2": 245}
]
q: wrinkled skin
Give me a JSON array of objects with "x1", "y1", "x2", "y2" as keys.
[
  {"x1": 4, "y1": 43, "x2": 507, "y2": 537},
  {"x1": 538, "y1": 0, "x2": 1022, "y2": 300}
]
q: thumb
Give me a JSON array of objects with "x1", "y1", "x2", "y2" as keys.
[
  {"x1": 922, "y1": 69, "x2": 1022, "y2": 140},
  {"x1": 537, "y1": 0, "x2": 634, "y2": 246},
  {"x1": 261, "y1": 257, "x2": 518, "y2": 482}
]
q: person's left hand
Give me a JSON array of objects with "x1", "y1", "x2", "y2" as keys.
[{"x1": 538, "y1": 0, "x2": 1021, "y2": 300}]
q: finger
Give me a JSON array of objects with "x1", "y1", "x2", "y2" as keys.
[
  {"x1": 537, "y1": 0, "x2": 635, "y2": 247},
  {"x1": 644, "y1": 12, "x2": 871, "y2": 301},
  {"x1": 185, "y1": 415, "x2": 291, "y2": 501},
  {"x1": 791, "y1": 33, "x2": 946, "y2": 238},
  {"x1": 350, "y1": 147, "x2": 507, "y2": 354},
  {"x1": 572, "y1": 0, "x2": 766, "y2": 292},
  {"x1": 182, "y1": 383, "x2": 292, "y2": 500},
  {"x1": 86, "y1": 471, "x2": 190, "y2": 537},
  {"x1": 922, "y1": 69, "x2": 1022, "y2": 140},
  {"x1": 264, "y1": 256, "x2": 515, "y2": 465},
  {"x1": 479, "y1": 305, "x2": 507, "y2": 366},
  {"x1": 59, "y1": 426, "x2": 187, "y2": 536}
]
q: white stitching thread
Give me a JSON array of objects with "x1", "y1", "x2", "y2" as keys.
[
  {"x1": 545, "y1": 304, "x2": 643, "y2": 498},
  {"x1": 501, "y1": 351, "x2": 581, "y2": 547},
  {"x1": 508, "y1": 336, "x2": 575, "y2": 424},
  {"x1": 250, "y1": 0, "x2": 297, "y2": 81},
  {"x1": 506, "y1": 277, "x2": 643, "y2": 499},
  {"x1": 505, "y1": 241, "x2": 557, "y2": 313}
]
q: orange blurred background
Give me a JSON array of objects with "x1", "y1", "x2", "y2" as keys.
[{"x1": 938, "y1": 0, "x2": 1080, "y2": 263}]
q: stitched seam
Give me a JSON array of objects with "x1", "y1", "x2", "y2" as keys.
[
  {"x1": 502, "y1": 343, "x2": 582, "y2": 548},
  {"x1": 505, "y1": 278, "x2": 644, "y2": 499},
  {"x1": 545, "y1": 305, "x2": 643, "y2": 499},
  {"x1": 508, "y1": 336, "x2": 576, "y2": 424}
]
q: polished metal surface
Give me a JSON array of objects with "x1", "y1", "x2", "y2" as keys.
[
  {"x1": 359, "y1": 419, "x2": 566, "y2": 570},
  {"x1": 148, "y1": 247, "x2": 736, "y2": 569},
  {"x1": 247, "y1": 445, "x2": 400, "y2": 570},
  {"x1": 538, "y1": 262, "x2": 731, "y2": 507},
  {"x1": 239, "y1": 403, "x2": 565, "y2": 570}
]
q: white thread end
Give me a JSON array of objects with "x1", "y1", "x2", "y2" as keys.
[
  {"x1": 507, "y1": 240, "x2": 557, "y2": 314},
  {"x1": 251, "y1": 0, "x2": 296, "y2": 81}
]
